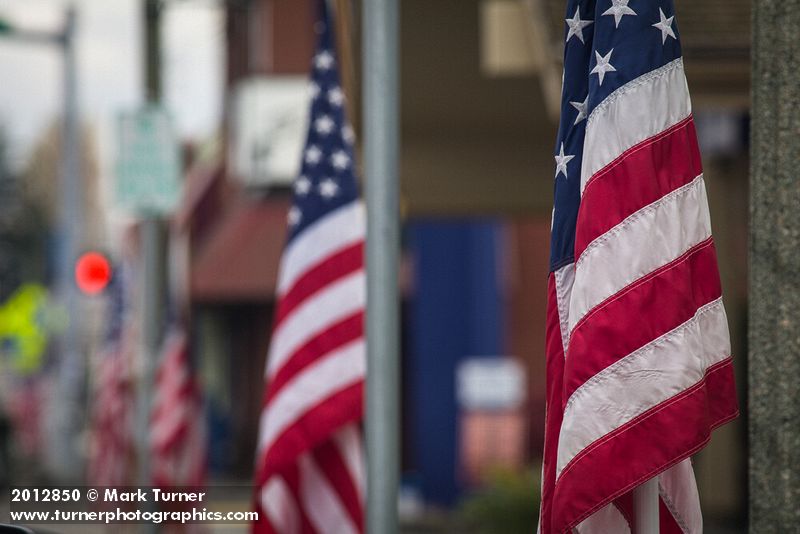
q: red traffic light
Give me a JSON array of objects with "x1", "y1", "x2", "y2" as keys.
[{"x1": 75, "y1": 252, "x2": 112, "y2": 295}]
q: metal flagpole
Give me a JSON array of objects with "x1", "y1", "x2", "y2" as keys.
[
  {"x1": 0, "y1": 1, "x2": 84, "y2": 485},
  {"x1": 363, "y1": 0, "x2": 400, "y2": 530},
  {"x1": 633, "y1": 477, "x2": 660, "y2": 533},
  {"x1": 52, "y1": 4, "x2": 84, "y2": 482},
  {"x1": 0, "y1": 4, "x2": 85, "y2": 482},
  {"x1": 138, "y1": 3, "x2": 167, "y2": 534}
]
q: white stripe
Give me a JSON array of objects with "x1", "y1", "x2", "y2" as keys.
[
  {"x1": 334, "y1": 424, "x2": 366, "y2": 500},
  {"x1": 536, "y1": 460, "x2": 545, "y2": 534},
  {"x1": 152, "y1": 366, "x2": 189, "y2": 411},
  {"x1": 258, "y1": 339, "x2": 365, "y2": 454},
  {"x1": 173, "y1": 403, "x2": 205, "y2": 484},
  {"x1": 151, "y1": 366, "x2": 191, "y2": 447},
  {"x1": 568, "y1": 175, "x2": 710, "y2": 334},
  {"x1": 277, "y1": 202, "x2": 365, "y2": 296},
  {"x1": 581, "y1": 58, "x2": 690, "y2": 195},
  {"x1": 658, "y1": 459, "x2": 702, "y2": 534},
  {"x1": 267, "y1": 270, "x2": 365, "y2": 378},
  {"x1": 575, "y1": 503, "x2": 631, "y2": 534},
  {"x1": 554, "y1": 263, "x2": 575, "y2": 353},
  {"x1": 151, "y1": 400, "x2": 191, "y2": 448},
  {"x1": 299, "y1": 453, "x2": 359, "y2": 534},
  {"x1": 556, "y1": 298, "x2": 730, "y2": 478},
  {"x1": 261, "y1": 476, "x2": 300, "y2": 534}
]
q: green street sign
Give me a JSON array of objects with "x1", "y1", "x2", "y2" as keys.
[{"x1": 114, "y1": 105, "x2": 182, "y2": 215}]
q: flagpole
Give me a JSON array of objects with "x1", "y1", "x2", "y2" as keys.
[
  {"x1": 363, "y1": 0, "x2": 400, "y2": 531},
  {"x1": 633, "y1": 477, "x2": 660, "y2": 533}
]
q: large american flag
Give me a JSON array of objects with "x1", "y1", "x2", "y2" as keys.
[
  {"x1": 88, "y1": 269, "x2": 136, "y2": 487},
  {"x1": 540, "y1": 1, "x2": 739, "y2": 532},
  {"x1": 252, "y1": 4, "x2": 365, "y2": 533},
  {"x1": 150, "y1": 327, "x2": 207, "y2": 488}
]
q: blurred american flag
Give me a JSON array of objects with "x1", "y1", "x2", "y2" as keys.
[
  {"x1": 252, "y1": 2, "x2": 365, "y2": 532},
  {"x1": 88, "y1": 270, "x2": 136, "y2": 487},
  {"x1": 150, "y1": 327, "x2": 207, "y2": 488}
]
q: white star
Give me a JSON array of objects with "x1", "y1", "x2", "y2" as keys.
[
  {"x1": 602, "y1": 0, "x2": 636, "y2": 28},
  {"x1": 305, "y1": 145, "x2": 323, "y2": 165},
  {"x1": 565, "y1": 7, "x2": 593, "y2": 44},
  {"x1": 570, "y1": 97, "x2": 588, "y2": 125},
  {"x1": 318, "y1": 178, "x2": 339, "y2": 199},
  {"x1": 591, "y1": 49, "x2": 616, "y2": 86},
  {"x1": 342, "y1": 124, "x2": 355, "y2": 145},
  {"x1": 652, "y1": 8, "x2": 676, "y2": 44},
  {"x1": 294, "y1": 175, "x2": 311, "y2": 196},
  {"x1": 314, "y1": 115, "x2": 336, "y2": 135},
  {"x1": 314, "y1": 50, "x2": 335, "y2": 70},
  {"x1": 328, "y1": 86, "x2": 345, "y2": 106},
  {"x1": 554, "y1": 143, "x2": 575, "y2": 180},
  {"x1": 309, "y1": 82, "x2": 320, "y2": 99},
  {"x1": 331, "y1": 150, "x2": 350, "y2": 170},
  {"x1": 287, "y1": 206, "x2": 302, "y2": 226}
]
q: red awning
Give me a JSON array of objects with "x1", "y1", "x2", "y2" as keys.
[{"x1": 191, "y1": 197, "x2": 290, "y2": 302}]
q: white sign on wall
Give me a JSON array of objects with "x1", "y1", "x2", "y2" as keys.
[
  {"x1": 230, "y1": 76, "x2": 310, "y2": 189},
  {"x1": 457, "y1": 357, "x2": 526, "y2": 411}
]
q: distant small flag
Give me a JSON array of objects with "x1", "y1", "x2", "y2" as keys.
[
  {"x1": 539, "y1": 0, "x2": 738, "y2": 532},
  {"x1": 88, "y1": 270, "x2": 136, "y2": 487},
  {"x1": 252, "y1": 3, "x2": 365, "y2": 533},
  {"x1": 150, "y1": 328, "x2": 207, "y2": 488}
]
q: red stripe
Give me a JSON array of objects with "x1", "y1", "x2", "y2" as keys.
[
  {"x1": 274, "y1": 242, "x2": 364, "y2": 328},
  {"x1": 151, "y1": 379, "x2": 200, "y2": 452},
  {"x1": 257, "y1": 381, "x2": 364, "y2": 486},
  {"x1": 540, "y1": 273, "x2": 567, "y2": 534},
  {"x1": 564, "y1": 239, "x2": 722, "y2": 402},
  {"x1": 569, "y1": 234, "x2": 715, "y2": 343},
  {"x1": 281, "y1": 465, "x2": 318, "y2": 534},
  {"x1": 551, "y1": 358, "x2": 738, "y2": 533},
  {"x1": 252, "y1": 490, "x2": 275, "y2": 534},
  {"x1": 312, "y1": 438, "x2": 364, "y2": 532},
  {"x1": 576, "y1": 117, "x2": 702, "y2": 259},
  {"x1": 152, "y1": 398, "x2": 202, "y2": 454},
  {"x1": 611, "y1": 491, "x2": 685, "y2": 534},
  {"x1": 265, "y1": 311, "x2": 364, "y2": 404},
  {"x1": 151, "y1": 378, "x2": 194, "y2": 420},
  {"x1": 658, "y1": 495, "x2": 686, "y2": 534},
  {"x1": 613, "y1": 494, "x2": 633, "y2": 530}
]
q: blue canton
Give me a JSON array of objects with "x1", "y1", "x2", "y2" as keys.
[
  {"x1": 549, "y1": 0, "x2": 683, "y2": 272},
  {"x1": 104, "y1": 267, "x2": 127, "y2": 348},
  {"x1": 287, "y1": 5, "x2": 359, "y2": 244}
]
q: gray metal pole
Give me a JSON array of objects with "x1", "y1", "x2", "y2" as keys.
[
  {"x1": 137, "y1": 0, "x2": 167, "y2": 502},
  {"x1": 49, "y1": 5, "x2": 84, "y2": 482},
  {"x1": 137, "y1": 218, "x2": 164, "y2": 486},
  {"x1": 137, "y1": 5, "x2": 166, "y2": 534},
  {"x1": 363, "y1": 0, "x2": 400, "y2": 531},
  {"x1": 633, "y1": 478, "x2": 659, "y2": 533},
  {"x1": 750, "y1": 0, "x2": 800, "y2": 530},
  {"x1": 144, "y1": 0, "x2": 162, "y2": 102},
  {"x1": 0, "y1": 3, "x2": 84, "y2": 485}
]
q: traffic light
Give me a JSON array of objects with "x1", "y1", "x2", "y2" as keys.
[{"x1": 74, "y1": 251, "x2": 112, "y2": 295}]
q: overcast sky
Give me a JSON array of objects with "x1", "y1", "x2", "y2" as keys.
[{"x1": 0, "y1": 0, "x2": 223, "y2": 170}]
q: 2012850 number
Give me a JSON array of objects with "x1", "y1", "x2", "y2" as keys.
[{"x1": 11, "y1": 488, "x2": 81, "y2": 502}]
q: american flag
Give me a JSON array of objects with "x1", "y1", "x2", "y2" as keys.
[
  {"x1": 252, "y1": 3, "x2": 365, "y2": 533},
  {"x1": 540, "y1": 1, "x2": 739, "y2": 532},
  {"x1": 88, "y1": 270, "x2": 136, "y2": 487},
  {"x1": 150, "y1": 328, "x2": 207, "y2": 488}
]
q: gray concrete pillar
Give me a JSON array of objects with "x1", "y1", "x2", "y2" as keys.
[{"x1": 749, "y1": 0, "x2": 800, "y2": 530}]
